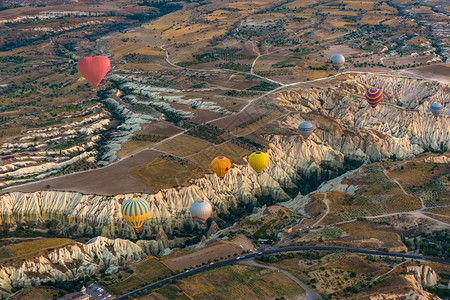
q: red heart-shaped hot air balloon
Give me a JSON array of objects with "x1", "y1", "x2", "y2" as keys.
[{"x1": 77, "y1": 56, "x2": 110, "y2": 88}]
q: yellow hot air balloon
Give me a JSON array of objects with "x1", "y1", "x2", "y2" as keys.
[
  {"x1": 211, "y1": 156, "x2": 231, "y2": 178},
  {"x1": 248, "y1": 151, "x2": 269, "y2": 173},
  {"x1": 121, "y1": 197, "x2": 150, "y2": 232}
]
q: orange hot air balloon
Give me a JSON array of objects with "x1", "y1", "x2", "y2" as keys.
[
  {"x1": 211, "y1": 156, "x2": 231, "y2": 178},
  {"x1": 77, "y1": 56, "x2": 110, "y2": 88}
]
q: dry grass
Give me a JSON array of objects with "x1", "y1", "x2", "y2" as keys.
[
  {"x1": 320, "y1": 9, "x2": 359, "y2": 16},
  {"x1": 186, "y1": 141, "x2": 250, "y2": 169},
  {"x1": 163, "y1": 243, "x2": 240, "y2": 271},
  {"x1": 0, "y1": 247, "x2": 14, "y2": 260},
  {"x1": 422, "y1": 213, "x2": 450, "y2": 224},
  {"x1": 261, "y1": 252, "x2": 387, "y2": 295},
  {"x1": 10, "y1": 286, "x2": 60, "y2": 300},
  {"x1": 117, "y1": 140, "x2": 155, "y2": 159},
  {"x1": 205, "y1": 10, "x2": 232, "y2": 21},
  {"x1": 388, "y1": 156, "x2": 449, "y2": 189},
  {"x1": 282, "y1": 0, "x2": 319, "y2": 9},
  {"x1": 307, "y1": 70, "x2": 331, "y2": 80},
  {"x1": 360, "y1": 11, "x2": 393, "y2": 25},
  {"x1": 336, "y1": 221, "x2": 406, "y2": 251},
  {"x1": 107, "y1": 257, "x2": 174, "y2": 295},
  {"x1": 382, "y1": 17, "x2": 401, "y2": 27},
  {"x1": 155, "y1": 135, "x2": 212, "y2": 157},
  {"x1": 130, "y1": 158, "x2": 204, "y2": 191},
  {"x1": 163, "y1": 234, "x2": 253, "y2": 271},
  {"x1": 423, "y1": 207, "x2": 450, "y2": 215},
  {"x1": 5, "y1": 238, "x2": 73, "y2": 259},
  {"x1": 232, "y1": 111, "x2": 285, "y2": 136},
  {"x1": 342, "y1": 0, "x2": 376, "y2": 10},
  {"x1": 179, "y1": 264, "x2": 304, "y2": 299},
  {"x1": 327, "y1": 19, "x2": 352, "y2": 28}
]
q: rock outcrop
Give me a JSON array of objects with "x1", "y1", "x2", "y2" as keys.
[
  {"x1": 407, "y1": 265, "x2": 438, "y2": 288},
  {"x1": 0, "y1": 237, "x2": 146, "y2": 295},
  {"x1": 207, "y1": 221, "x2": 220, "y2": 238},
  {"x1": 156, "y1": 226, "x2": 169, "y2": 249},
  {"x1": 0, "y1": 135, "x2": 344, "y2": 238}
]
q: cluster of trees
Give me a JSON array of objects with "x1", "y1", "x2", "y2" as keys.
[
  {"x1": 186, "y1": 124, "x2": 226, "y2": 144},
  {"x1": 193, "y1": 48, "x2": 256, "y2": 63},
  {"x1": 255, "y1": 69, "x2": 294, "y2": 77},
  {"x1": 124, "y1": 53, "x2": 158, "y2": 63},
  {"x1": 231, "y1": 137, "x2": 263, "y2": 151},
  {"x1": 248, "y1": 81, "x2": 280, "y2": 91},
  {"x1": 225, "y1": 90, "x2": 262, "y2": 97},
  {"x1": 131, "y1": 134, "x2": 168, "y2": 142},
  {"x1": 217, "y1": 62, "x2": 251, "y2": 72},
  {"x1": 418, "y1": 229, "x2": 449, "y2": 259}
]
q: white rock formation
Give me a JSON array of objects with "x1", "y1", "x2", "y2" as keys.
[
  {"x1": 0, "y1": 135, "x2": 344, "y2": 238},
  {"x1": 407, "y1": 265, "x2": 438, "y2": 288},
  {"x1": 277, "y1": 75, "x2": 449, "y2": 160},
  {"x1": 0, "y1": 237, "x2": 146, "y2": 295}
]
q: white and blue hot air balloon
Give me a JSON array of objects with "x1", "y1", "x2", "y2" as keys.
[
  {"x1": 330, "y1": 54, "x2": 345, "y2": 70},
  {"x1": 430, "y1": 103, "x2": 444, "y2": 118},
  {"x1": 298, "y1": 122, "x2": 314, "y2": 139},
  {"x1": 190, "y1": 200, "x2": 212, "y2": 224}
]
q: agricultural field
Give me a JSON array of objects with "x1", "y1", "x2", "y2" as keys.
[
  {"x1": 163, "y1": 234, "x2": 254, "y2": 271},
  {"x1": 134, "y1": 264, "x2": 305, "y2": 299},
  {"x1": 387, "y1": 154, "x2": 450, "y2": 207},
  {"x1": 105, "y1": 257, "x2": 174, "y2": 295},
  {"x1": 322, "y1": 164, "x2": 424, "y2": 221},
  {"x1": 258, "y1": 251, "x2": 390, "y2": 297},
  {"x1": 178, "y1": 264, "x2": 304, "y2": 299}
]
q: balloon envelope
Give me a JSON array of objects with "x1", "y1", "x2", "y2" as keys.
[
  {"x1": 365, "y1": 88, "x2": 383, "y2": 108},
  {"x1": 77, "y1": 56, "x2": 110, "y2": 88},
  {"x1": 298, "y1": 122, "x2": 314, "y2": 139},
  {"x1": 190, "y1": 200, "x2": 212, "y2": 224},
  {"x1": 248, "y1": 151, "x2": 269, "y2": 173},
  {"x1": 430, "y1": 103, "x2": 443, "y2": 117},
  {"x1": 331, "y1": 54, "x2": 345, "y2": 70},
  {"x1": 121, "y1": 197, "x2": 150, "y2": 232},
  {"x1": 211, "y1": 156, "x2": 231, "y2": 178}
]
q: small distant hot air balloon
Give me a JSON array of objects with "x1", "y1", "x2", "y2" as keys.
[
  {"x1": 298, "y1": 122, "x2": 314, "y2": 139},
  {"x1": 430, "y1": 103, "x2": 444, "y2": 118},
  {"x1": 211, "y1": 156, "x2": 231, "y2": 179},
  {"x1": 248, "y1": 151, "x2": 269, "y2": 173},
  {"x1": 121, "y1": 197, "x2": 150, "y2": 232},
  {"x1": 77, "y1": 56, "x2": 110, "y2": 88},
  {"x1": 190, "y1": 200, "x2": 212, "y2": 224},
  {"x1": 365, "y1": 88, "x2": 383, "y2": 109},
  {"x1": 331, "y1": 54, "x2": 345, "y2": 70}
]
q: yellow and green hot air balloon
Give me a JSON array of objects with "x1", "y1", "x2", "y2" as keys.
[
  {"x1": 121, "y1": 197, "x2": 150, "y2": 232},
  {"x1": 211, "y1": 156, "x2": 231, "y2": 178},
  {"x1": 248, "y1": 151, "x2": 269, "y2": 173}
]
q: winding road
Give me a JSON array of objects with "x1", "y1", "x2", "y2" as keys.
[
  {"x1": 115, "y1": 246, "x2": 450, "y2": 300},
  {"x1": 241, "y1": 259, "x2": 323, "y2": 300}
]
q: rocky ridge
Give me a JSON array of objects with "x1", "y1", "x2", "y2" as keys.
[{"x1": 0, "y1": 237, "x2": 147, "y2": 296}]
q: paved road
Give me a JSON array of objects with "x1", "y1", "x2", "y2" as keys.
[
  {"x1": 241, "y1": 259, "x2": 323, "y2": 300},
  {"x1": 116, "y1": 246, "x2": 449, "y2": 300}
]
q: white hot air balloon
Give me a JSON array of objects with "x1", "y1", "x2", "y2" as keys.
[
  {"x1": 430, "y1": 103, "x2": 444, "y2": 118},
  {"x1": 298, "y1": 122, "x2": 314, "y2": 139},
  {"x1": 190, "y1": 200, "x2": 212, "y2": 224}
]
